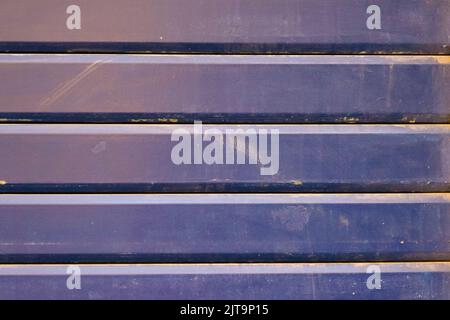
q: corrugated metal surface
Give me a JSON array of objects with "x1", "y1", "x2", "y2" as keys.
[{"x1": 0, "y1": 0, "x2": 448, "y2": 300}]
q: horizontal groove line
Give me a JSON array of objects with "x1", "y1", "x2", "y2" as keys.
[
  {"x1": 1, "y1": 122, "x2": 449, "y2": 125},
  {"x1": 0, "y1": 124, "x2": 448, "y2": 135},
  {"x1": 1, "y1": 52, "x2": 449, "y2": 56},
  {"x1": 3, "y1": 260, "x2": 450, "y2": 266},
  {"x1": 1, "y1": 114, "x2": 449, "y2": 125},
  {"x1": 1, "y1": 185, "x2": 448, "y2": 197}
]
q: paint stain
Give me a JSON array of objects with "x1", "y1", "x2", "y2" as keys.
[
  {"x1": 91, "y1": 141, "x2": 107, "y2": 154},
  {"x1": 272, "y1": 206, "x2": 311, "y2": 232},
  {"x1": 339, "y1": 215, "x2": 350, "y2": 227}
]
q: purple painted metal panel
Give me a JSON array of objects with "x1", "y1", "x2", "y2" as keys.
[
  {"x1": 0, "y1": 0, "x2": 448, "y2": 53},
  {"x1": 0, "y1": 263, "x2": 449, "y2": 299},
  {"x1": 0, "y1": 124, "x2": 448, "y2": 192},
  {"x1": 0, "y1": 55, "x2": 449, "y2": 123},
  {"x1": 0, "y1": 0, "x2": 448, "y2": 301},
  {"x1": 0, "y1": 194, "x2": 448, "y2": 262}
]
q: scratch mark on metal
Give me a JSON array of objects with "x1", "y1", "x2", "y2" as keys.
[{"x1": 39, "y1": 60, "x2": 108, "y2": 108}]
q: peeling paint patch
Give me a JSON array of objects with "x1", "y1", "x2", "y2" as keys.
[
  {"x1": 158, "y1": 118, "x2": 179, "y2": 123},
  {"x1": 131, "y1": 118, "x2": 179, "y2": 123},
  {"x1": 342, "y1": 117, "x2": 360, "y2": 123},
  {"x1": 0, "y1": 119, "x2": 32, "y2": 122},
  {"x1": 130, "y1": 119, "x2": 151, "y2": 123},
  {"x1": 401, "y1": 116, "x2": 417, "y2": 124}
]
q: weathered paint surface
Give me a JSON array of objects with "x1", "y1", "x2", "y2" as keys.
[
  {"x1": 0, "y1": 124, "x2": 448, "y2": 192},
  {"x1": 0, "y1": 263, "x2": 449, "y2": 299},
  {"x1": 0, "y1": 194, "x2": 448, "y2": 262},
  {"x1": 0, "y1": 0, "x2": 448, "y2": 53},
  {"x1": 0, "y1": 55, "x2": 449, "y2": 123},
  {"x1": 1, "y1": 0, "x2": 449, "y2": 301}
]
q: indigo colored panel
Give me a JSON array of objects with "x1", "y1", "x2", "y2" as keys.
[
  {"x1": 0, "y1": 55, "x2": 449, "y2": 123},
  {"x1": 0, "y1": 124, "x2": 448, "y2": 192},
  {"x1": 0, "y1": 194, "x2": 448, "y2": 262},
  {"x1": 0, "y1": 0, "x2": 448, "y2": 53},
  {"x1": 0, "y1": 263, "x2": 449, "y2": 299}
]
